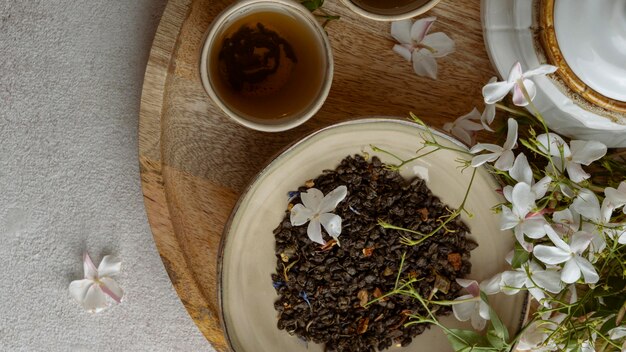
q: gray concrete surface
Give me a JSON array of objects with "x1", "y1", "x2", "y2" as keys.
[{"x1": 0, "y1": 1, "x2": 213, "y2": 351}]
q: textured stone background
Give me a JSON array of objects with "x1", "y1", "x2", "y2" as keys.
[{"x1": 0, "y1": 1, "x2": 212, "y2": 350}]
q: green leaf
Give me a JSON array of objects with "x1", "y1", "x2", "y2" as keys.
[
  {"x1": 486, "y1": 330, "x2": 506, "y2": 350},
  {"x1": 480, "y1": 292, "x2": 509, "y2": 342},
  {"x1": 491, "y1": 312, "x2": 509, "y2": 342},
  {"x1": 300, "y1": 0, "x2": 323, "y2": 11},
  {"x1": 444, "y1": 329, "x2": 489, "y2": 351},
  {"x1": 511, "y1": 243, "x2": 530, "y2": 269}
]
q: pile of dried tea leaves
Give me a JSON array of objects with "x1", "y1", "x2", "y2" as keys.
[{"x1": 271, "y1": 155, "x2": 477, "y2": 351}]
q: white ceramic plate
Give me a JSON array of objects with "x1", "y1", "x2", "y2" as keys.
[
  {"x1": 219, "y1": 118, "x2": 525, "y2": 352},
  {"x1": 481, "y1": 0, "x2": 626, "y2": 147},
  {"x1": 554, "y1": 0, "x2": 626, "y2": 103}
]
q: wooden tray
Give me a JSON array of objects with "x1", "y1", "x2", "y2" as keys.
[{"x1": 138, "y1": 0, "x2": 497, "y2": 350}]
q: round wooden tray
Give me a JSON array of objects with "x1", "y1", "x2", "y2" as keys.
[{"x1": 138, "y1": 0, "x2": 497, "y2": 350}]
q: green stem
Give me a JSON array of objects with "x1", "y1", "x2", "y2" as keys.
[
  {"x1": 495, "y1": 103, "x2": 533, "y2": 118},
  {"x1": 395, "y1": 252, "x2": 406, "y2": 290},
  {"x1": 370, "y1": 145, "x2": 404, "y2": 163}
]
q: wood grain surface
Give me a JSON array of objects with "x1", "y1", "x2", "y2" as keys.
[{"x1": 138, "y1": 0, "x2": 499, "y2": 350}]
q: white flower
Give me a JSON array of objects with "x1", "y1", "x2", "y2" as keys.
[
  {"x1": 537, "y1": 133, "x2": 607, "y2": 183},
  {"x1": 69, "y1": 252, "x2": 124, "y2": 313},
  {"x1": 482, "y1": 62, "x2": 557, "y2": 106},
  {"x1": 480, "y1": 77, "x2": 498, "y2": 131},
  {"x1": 606, "y1": 181, "x2": 626, "y2": 213},
  {"x1": 552, "y1": 208, "x2": 580, "y2": 233},
  {"x1": 533, "y1": 225, "x2": 599, "y2": 284},
  {"x1": 501, "y1": 261, "x2": 562, "y2": 304},
  {"x1": 503, "y1": 153, "x2": 552, "y2": 201},
  {"x1": 480, "y1": 273, "x2": 505, "y2": 295},
  {"x1": 572, "y1": 188, "x2": 624, "y2": 248},
  {"x1": 517, "y1": 315, "x2": 564, "y2": 351},
  {"x1": 452, "y1": 278, "x2": 496, "y2": 330},
  {"x1": 443, "y1": 108, "x2": 484, "y2": 146},
  {"x1": 571, "y1": 189, "x2": 612, "y2": 226},
  {"x1": 501, "y1": 182, "x2": 548, "y2": 251},
  {"x1": 581, "y1": 340, "x2": 596, "y2": 352},
  {"x1": 609, "y1": 326, "x2": 626, "y2": 340},
  {"x1": 391, "y1": 17, "x2": 454, "y2": 79},
  {"x1": 290, "y1": 186, "x2": 347, "y2": 245},
  {"x1": 470, "y1": 118, "x2": 518, "y2": 171}
]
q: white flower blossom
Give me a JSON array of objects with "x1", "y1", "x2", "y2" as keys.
[
  {"x1": 390, "y1": 17, "x2": 454, "y2": 79},
  {"x1": 470, "y1": 118, "x2": 518, "y2": 171},
  {"x1": 579, "y1": 340, "x2": 596, "y2": 352},
  {"x1": 609, "y1": 326, "x2": 626, "y2": 340},
  {"x1": 443, "y1": 108, "x2": 484, "y2": 146},
  {"x1": 290, "y1": 186, "x2": 347, "y2": 245},
  {"x1": 69, "y1": 252, "x2": 124, "y2": 313},
  {"x1": 501, "y1": 182, "x2": 548, "y2": 251},
  {"x1": 606, "y1": 181, "x2": 626, "y2": 213},
  {"x1": 480, "y1": 77, "x2": 498, "y2": 131},
  {"x1": 500, "y1": 261, "x2": 562, "y2": 304},
  {"x1": 537, "y1": 133, "x2": 607, "y2": 183},
  {"x1": 482, "y1": 62, "x2": 557, "y2": 106},
  {"x1": 503, "y1": 153, "x2": 552, "y2": 201},
  {"x1": 552, "y1": 208, "x2": 580, "y2": 234},
  {"x1": 533, "y1": 225, "x2": 599, "y2": 284},
  {"x1": 517, "y1": 314, "x2": 565, "y2": 351},
  {"x1": 572, "y1": 188, "x2": 623, "y2": 247},
  {"x1": 452, "y1": 278, "x2": 498, "y2": 330}
]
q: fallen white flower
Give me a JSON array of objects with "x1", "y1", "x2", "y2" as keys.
[
  {"x1": 290, "y1": 186, "x2": 347, "y2": 245},
  {"x1": 390, "y1": 17, "x2": 454, "y2": 80},
  {"x1": 442, "y1": 108, "x2": 484, "y2": 146},
  {"x1": 69, "y1": 252, "x2": 124, "y2": 313}
]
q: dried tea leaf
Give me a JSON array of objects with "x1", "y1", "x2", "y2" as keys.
[
  {"x1": 357, "y1": 289, "x2": 368, "y2": 308},
  {"x1": 270, "y1": 155, "x2": 477, "y2": 351},
  {"x1": 447, "y1": 253, "x2": 462, "y2": 271},
  {"x1": 417, "y1": 208, "x2": 429, "y2": 221},
  {"x1": 390, "y1": 314, "x2": 408, "y2": 330},
  {"x1": 362, "y1": 247, "x2": 374, "y2": 257},
  {"x1": 357, "y1": 317, "x2": 369, "y2": 334}
]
